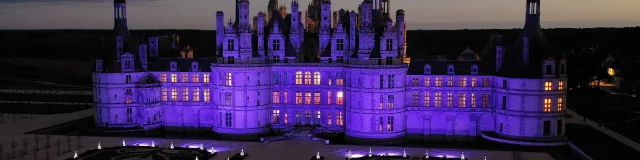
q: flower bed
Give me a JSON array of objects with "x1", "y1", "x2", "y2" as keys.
[{"x1": 65, "y1": 146, "x2": 215, "y2": 160}]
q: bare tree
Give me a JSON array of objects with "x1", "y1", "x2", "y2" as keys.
[
  {"x1": 11, "y1": 139, "x2": 17, "y2": 158},
  {"x1": 0, "y1": 142, "x2": 4, "y2": 160},
  {"x1": 23, "y1": 136, "x2": 29, "y2": 156},
  {"x1": 45, "y1": 135, "x2": 51, "y2": 149},
  {"x1": 76, "y1": 135, "x2": 81, "y2": 149},
  {"x1": 33, "y1": 145, "x2": 38, "y2": 160},
  {"x1": 55, "y1": 138, "x2": 60, "y2": 156},
  {"x1": 66, "y1": 136, "x2": 72, "y2": 153},
  {"x1": 34, "y1": 135, "x2": 40, "y2": 151},
  {"x1": 45, "y1": 148, "x2": 49, "y2": 160}
]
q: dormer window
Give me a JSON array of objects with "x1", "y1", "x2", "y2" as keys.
[
  {"x1": 95, "y1": 59, "x2": 103, "y2": 72},
  {"x1": 448, "y1": 64, "x2": 455, "y2": 75},
  {"x1": 559, "y1": 58, "x2": 567, "y2": 76},
  {"x1": 191, "y1": 61, "x2": 199, "y2": 72},
  {"x1": 227, "y1": 39, "x2": 235, "y2": 51},
  {"x1": 471, "y1": 64, "x2": 479, "y2": 75},
  {"x1": 424, "y1": 64, "x2": 431, "y2": 75},
  {"x1": 542, "y1": 58, "x2": 556, "y2": 77},
  {"x1": 170, "y1": 61, "x2": 178, "y2": 72}
]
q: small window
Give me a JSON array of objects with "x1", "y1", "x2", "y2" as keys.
[
  {"x1": 543, "y1": 120, "x2": 551, "y2": 136},
  {"x1": 557, "y1": 120, "x2": 563, "y2": 135},
  {"x1": 546, "y1": 65, "x2": 552, "y2": 74},
  {"x1": 502, "y1": 96, "x2": 507, "y2": 110}
]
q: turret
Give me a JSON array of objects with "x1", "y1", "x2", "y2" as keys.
[
  {"x1": 395, "y1": 9, "x2": 407, "y2": 59},
  {"x1": 238, "y1": 0, "x2": 251, "y2": 33},
  {"x1": 290, "y1": 0, "x2": 302, "y2": 52},
  {"x1": 257, "y1": 12, "x2": 265, "y2": 57},
  {"x1": 148, "y1": 36, "x2": 159, "y2": 60},
  {"x1": 495, "y1": 35, "x2": 505, "y2": 72},
  {"x1": 319, "y1": 0, "x2": 332, "y2": 53},
  {"x1": 216, "y1": 11, "x2": 225, "y2": 55},
  {"x1": 138, "y1": 37, "x2": 147, "y2": 71}
]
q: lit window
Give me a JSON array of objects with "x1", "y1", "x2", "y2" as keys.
[
  {"x1": 171, "y1": 74, "x2": 177, "y2": 82},
  {"x1": 295, "y1": 71, "x2": 302, "y2": 85},
  {"x1": 425, "y1": 77, "x2": 430, "y2": 87},
  {"x1": 204, "y1": 74, "x2": 210, "y2": 83},
  {"x1": 327, "y1": 91, "x2": 332, "y2": 105},
  {"x1": 328, "y1": 79, "x2": 332, "y2": 85},
  {"x1": 411, "y1": 78, "x2": 419, "y2": 86},
  {"x1": 471, "y1": 78, "x2": 477, "y2": 87},
  {"x1": 435, "y1": 77, "x2": 443, "y2": 87},
  {"x1": 272, "y1": 91, "x2": 280, "y2": 104},
  {"x1": 387, "y1": 95, "x2": 395, "y2": 109},
  {"x1": 544, "y1": 98, "x2": 552, "y2": 112},
  {"x1": 182, "y1": 73, "x2": 188, "y2": 82},
  {"x1": 337, "y1": 112, "x2": 344, "y2": 125},
  {"x1": 411, "y1": 92, "x2": 419, "y2": 106},
  {"x1": 225, "y1": 73, "x2": 233, "y2": 86},
  {"x1": 435, "y1": 93, "x2": 442, "y2": 107},
  {"x1": 316, "y1": 111, "x2": 321, "y2": 119},
  {"x1": 284, "y1": 113, "x2": 289, "y2": 124},
  {"x1": 171, "y1": 88, "x2": 178, "y2": 101},
  {"x1": 193, "y1": 88, "x2": 200, "y2": 102},
  {"x1": 544, "y1": 81, "x2": 553, "y2": 91},
  {"x1": 558, "y1": 97, "x2": 563, "y2": 112},
  {"x1": 379, "y1": 95, "x2": 384, "y2": 109},
  {"x1": 283, "y1": 91, "x2": 288, "y2": 104},
  {"x1": 126, "y1": 97, "x2": 132, "y2": 103},
  {"x1": 471, "y1": 93, "x2": 476, "y2": 107},
  {"x1": 447, "y1": 77, "x2": 454, "y2": 87},
  {"x1": 559, "y1": 80, "x2": 564, "y2": 90},
  {"x1": 204, "y1": 89, "x2": 210, "y2": 102},
  {"x1": 387, "y1": 116, "x2": 394, "y2": 131},
  {"x1": 327, "y1": 112, "x2": 332, "y2": 125},
  {"x1": 304, "y1": 72, "x2": 311, "y2": 85},
  {"x1": 336, "y1": 78, "x2": 344, "y2": 85},
  {"x1": 458, "y1": 93, "x2": 466, "y2": 107},
  {"x1": 160, "y1": 74, "x2": 167, "y2": 82},
  {"x1": 182, "y1": 88, "x2": 189, "y2": 101},
  {"x1": 314, "y1": 92, "x2": 321, "y2": 104},
  {"x1": 162, "y1": 88, "x2": 168, "y2": 101},
  {"x1": 482, "y1": 78, "x2": 489, "y2": 87},
  {"x1": 225, "y1": 92, "x2": 232, "y2": 106},
  {"x1": 378, "y1": 117, "x2": 383, "y2": 131},
  {"x1": 424, "y1": 92, "x2": 430, "y2": 107},
  {"x1": 482, "y1": 94, "x2": 489, "y2": 108},
  {"x1": 305, "y1": 92, "x2": 311, "y2": 104},
  {"x1": 337, "y1": 91, "x2": 344, "y2": 105},
  {"x1": 295, "y1": 92, "x2": 302, "y2": 104},
  {"x1": 447, "y1": 93, "x2": 453, "y2": 107},
  {"x1": 313, "y1": 72, "x2": 321, "y2": 85},
  {"x1": 192, "y1": 74, "x2": 199, "y2": 83},
  {"x1": 272, "y1": 110, "x2": 280, "y2": 124},
  {"x1": 459, "y1": 78, "x2": 467, "y2": 87}
]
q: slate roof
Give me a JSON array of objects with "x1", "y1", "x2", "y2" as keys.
[
  {"x1": 148, "y1": 58, "x2": 213, "y2": 72},
  {"x1": 407, "y1": 58, "x2": 486, "y2": 75},
  {"x1": 136, "y1": 73, "x2": 161, "y2": 84}
]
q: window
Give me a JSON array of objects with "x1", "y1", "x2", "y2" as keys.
[
  {"x1": 126, "y1": 108, "x2": 133, "y2": 123},
  {"x1": 543, "y1": 120, "x2": 551, "y2": 136},
  {"x1": 388, "y1": 75, "x2": 395, "y2": 88},
  {"x1": 126, "y1": 75, "x2": 131, "y2": 84},
  {"x1": 447, "y1": 77, "x2": 454, "y2": 87},
  {"x1": 379, "y1": 95, "x2": 384, "y2": 109},
  {"x1": 378, "y1": 117, "x2": 383, "y2": 131},
  {"x1": 546, "y1": 65, "x2": 552, "y2": 74},
  {"x1": 557, "y1": 97, "x2": 563, "y2": 111},
  {"x1": 305, "y1": 92, "x2": 311, "y2": 104},
  {"x1": 126, "y1": 88, "x2": 132, "y2": 95},
  {"x1": 272, "y1": 110, "x2": 280, "y2": 124},
  {"x1": 204, "y1": 89, "x2": 210, "y2": 102},
  {"x1": 314, "y1": 92, "x2": 321, "y2": 104},
  {"x1": 387, "y1": 116, "x2": 394, "y2": 131},
  {"x1": 387, "y1": 95, "x2": 395, "y2": 109},
  {"x1": 304, "y1": 72, "x2": 311, "y2": 85},
  {"x1": 447, "y1": 93, "x2": 453, "y2": 107},
  {"x1": 557, "y1": 120, "x2": 563, "y2": 135},
  {"x1": 435, "y1": 77, "x2": 443, "y2": 87},
  {"x1": 126, "y1": 97, "x2": 132, "y2": 103},
  {"x1": 313, "y1": 72, "x2": 321, "y2": 85},
  {"x1": 272, "y1": 91, "x2": 280, "y2": 104},
  {"x1": 424, "y1": 93, "x2": 430, "y2": 107},
  {"x1": 283, "y1": 91, "x2": 288, "y2": 104},
  {"x1": 380, "y1": 75, "x2": 384, "y2": 88},
  {"x1": 273, "y1": 40, "x2": 280, "y2": 50},
  {"x1": 327, "y1": 112, "x2": 332, "y2": 125},
  {"x1": 204, "y1": 74, "x2": 210, "y2": 83},
  {"x1": 181, "y1": 73, "x2": 188, "y2": 82},
  {"x1": 386, "y1": 39, "x2": 393, "y2": 51},
  {"x1": 193, "y1": 74, "x2": 199, "y2": 83},
  {"x1": 459, "y1": 78, "x2": 467, "y2": 87},
  {"x1": 171, "y1": 88, "x2": 178, "y2": 101},
  {"x1": 161, "y1": 74, "x2": 167, "y2": 82},
  {"x1": 327, "y1": 91, "x2": 332, "y2": 104},
  {"x1": 295, "y1": 71, "x2": 302, "y2": 85},
  {"x1": 459, "y1": 93, "x2": 466, "y2": 107},
  {"x1": 284, "y1": 113, "x2": 289, "y2": 124},
  {"x1": 502, "y1": 80, "x2": 508, "y2": 89},
  {"x1": 337, "y1": 91, "x2": 344, "y2": 105},
  {"x1": 559, "y1": 80, "x2": 564, "y2": 90},
  {"x1": 284, "y1": 72, "x2": 288, "y2": 84},
  {"x1": 411, "y1": 78, "x2": 419, "y2": 86},
  {"x1": 502, "y1": 96, "x2": 507, "y2": 110},
  {"x1": 337, "y1": 56, "x2": 344, "y2": 63},
  {"x1": 336, "y1": 78, "x2": 344, "y2": 86},
  {"x1": 219, "y1": 92, "x2": 230, "y2": 106},
  {"x1": 412, "y1": 92, "x2": 419, "y2": 106},
  {"x1": 337, "y1": 112, "x2": 344, "y2": 125},
  {"x1": 225, "y1": 112, "x2": 233, "y2": 127},
  {"x1": 171, "y1": 74, "x2": 177, "y2": 82},
  {"x1": 193, "y1": 88, "x2": 200, "y2": 102},
  {"x1": 225, "y1": 73, "x2": 233, "y2": 86},
  {"x1": 425, "y1": 77, "x2": 430, "y2": 87},
  {"x1": 544, "y1": 81, "x2": 553, "y2": 91},
  {"x1": 435, "y1": 93, "x2": 442, "y2": 107},
  {"x1": 162, "y1": 88, "x2": 168, "y2": 101},
  {"x1": 337, "y1": 39, "x2": 344, "y2": 50},
  {"x1": 482, "y1": 94, "x2": 489, "y2": 108},
  {"x1": 482, "y1": 78, "x2": 489, "y2": 87},
  {"x1": 272, "y1": 72, "x2": 280, "y2": 85},
  {"x1": 273, "y1": 55, "x2": 280, "y2": 63},
  {"x1": 228, "y1": 39, "x2": 235, "y2": 51},
  {"x1": 471, "y1": 93, "x2": 476, "y2": 108},
  {"x1": 544, "y1": 98, "x2": 551, "y2": 112},
  {"x1": 471, "y1": 78, "x2": 477, "y2": 87},
  {"x1": 182, "y1": 88, "x2": 189, "y2": 101},
  {"x1": 295, "y1": 92, "x2": 302, "y2": 104}
]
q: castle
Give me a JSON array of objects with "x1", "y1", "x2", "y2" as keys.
[{"x1": 94, "y1": 0, "x2": 567, "y2": 146}]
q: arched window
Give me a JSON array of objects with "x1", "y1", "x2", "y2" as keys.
[
  {"x1": 295, "y1": 71, "x2": 302, "y2": 85},
  {"x1": 304, "y1": 72, "x2": 311, "y2": 85},
  {"x1": 313, "y1": 72, "x2": 321, "y2": 85}
]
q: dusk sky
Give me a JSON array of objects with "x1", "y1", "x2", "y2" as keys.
[{"x1": 1, "y1": 0, "x2": 639, "y2": 30}]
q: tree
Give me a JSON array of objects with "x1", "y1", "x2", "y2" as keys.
[
  {"x1": 11, "y1": 139, "x2": 17, "y2": 158},
  {"x1": 22, "y1": 136, "x2": 29, "y2": 156},
  {"x1": 66, "y1": 136, "x2": 72, "y2": 153},
  {"x1": 55, "y1": 137, "x2": 60, "y2": 156},
  {"x1": 34, "y1": 135, "x2": 40, "y2": 151},
  {"x1": 0, "y1": 142, "x2": 3, "y2": 160},
  {"x1": 76, "y1": 135, "x2": 81, "y2": 149}
]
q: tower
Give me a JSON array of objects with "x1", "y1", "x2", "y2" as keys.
[
  {"x1": 113, "y1": 0, "x2": 132, "y2": 61},
  {"x1": 238, "y1": 0, "x2": 253, "y2": 59},
  {"x1": 216, "y1": 11, "x2": 225, "y2": 55},
  {"x1": 148, "y1": 36, "x2": 158, "y2": 60},
  {"x1": 267, "y1": 0, "x2": 279, "y2": 24},
  {"x1": 290, "y1": 0, "x2": 302, "y2": 52},
  {"x1": 349, "y1": 11, "x2": 356, "y2": 52},
  {"x1": 319, "y1": 0, "x2": 332, "y2": 53},
  {"x1": 395, "y1": 9, "x2": 408, "y2": 62},
  {"x1": 138, "y1": 38, "x2": 147, "y2": 71},
  {"x1": 358, "y1": 0, "x2": 374, "y2": 59},
  {"x1": 257, "y1": 12, "x2": 265, "y2": 57}
]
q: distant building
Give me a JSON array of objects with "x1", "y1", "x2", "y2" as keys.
[
  {"x1": 604, "y1": 53, "x2": 640, "y2": 93},
  {"x1": 93, "y1": 0, "x2": 567, "y2": 146}
]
